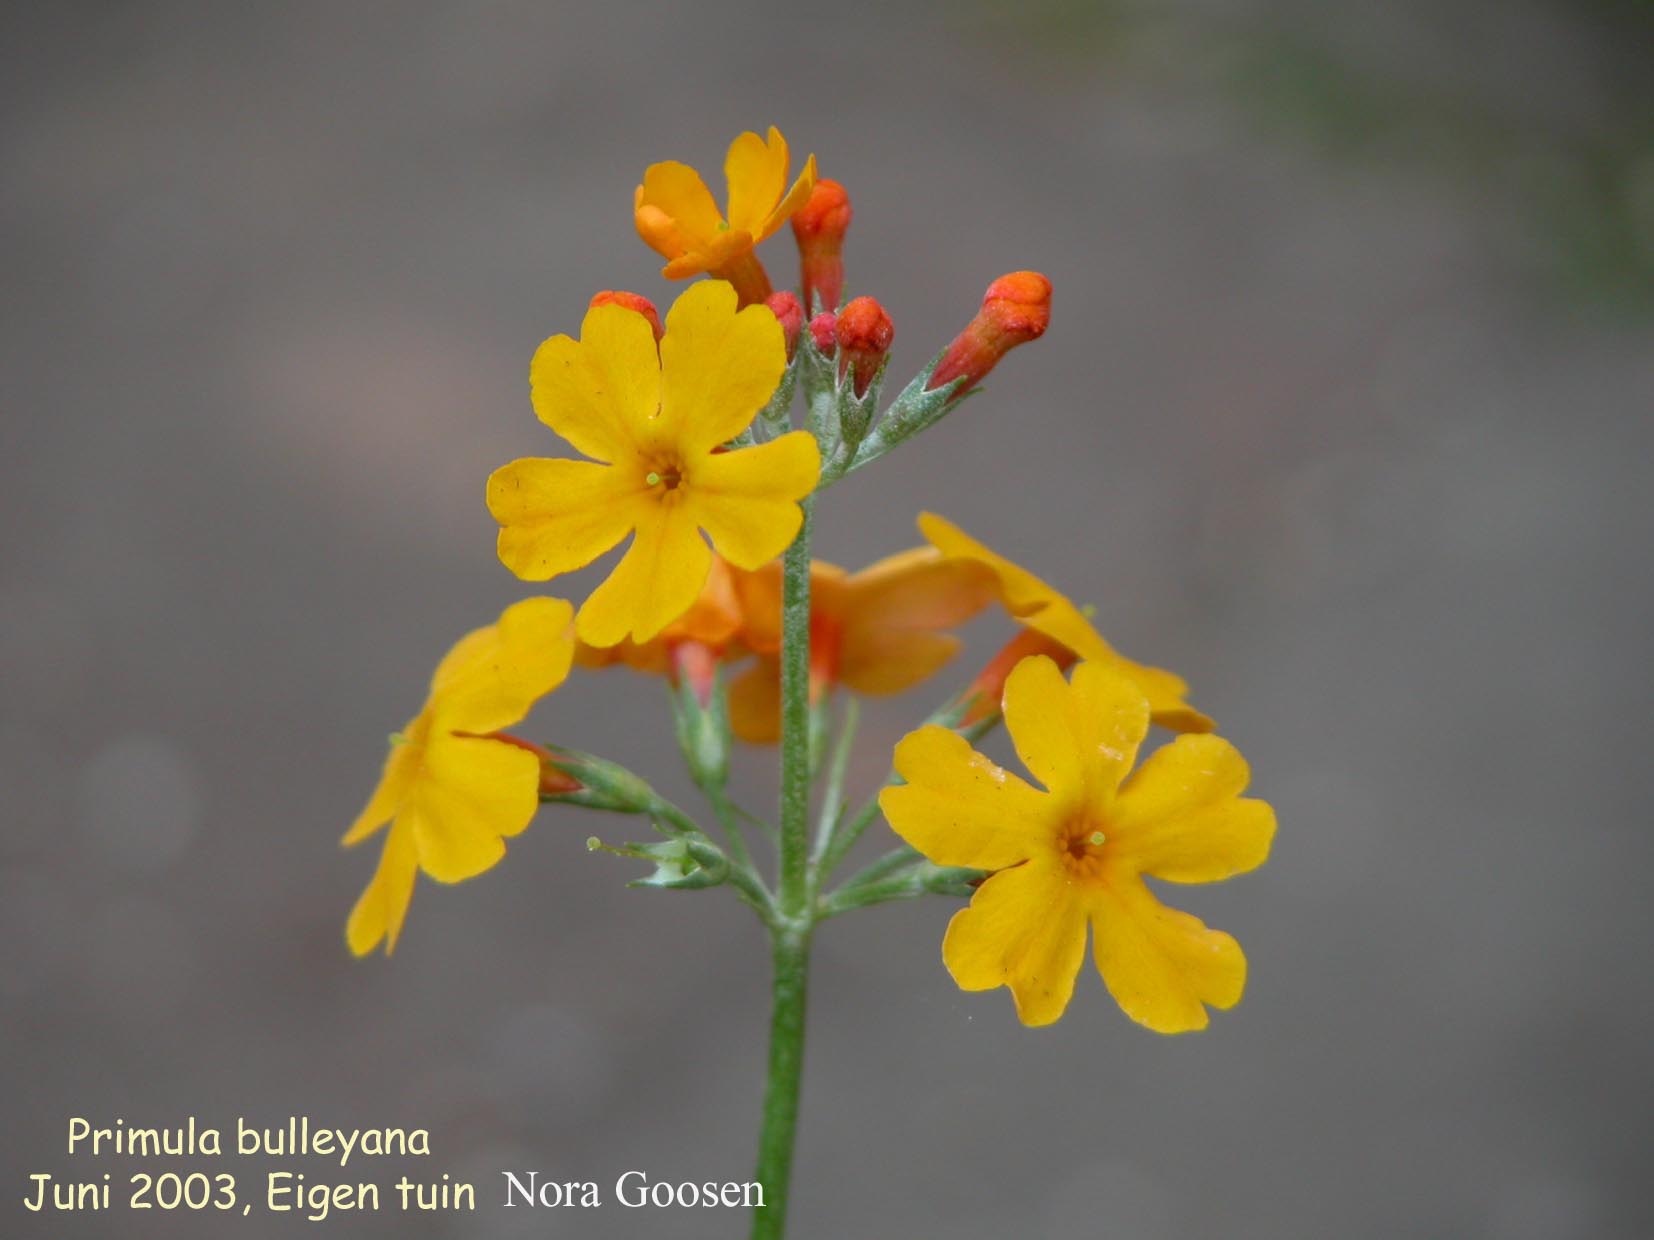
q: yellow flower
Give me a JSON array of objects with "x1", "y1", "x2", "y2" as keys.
[
  {"x1": 881, "y1": 656, "x2": 1274, "y2": 1031},
  {"x1": 488, "y1": 281, "x2": 821, "y2": 649},
  {"x1": 342, "y1": 597, "x2": 576, "y2": 956},
  {"x1": 634, "y1": 127, "x2": 817, "y2": 303},
  {"x1": 919, "y1": 511, "x2": 1214, "y2": 732},
  {"x1": 725, "y1": 548, "x2": 997, "y2": 743}
]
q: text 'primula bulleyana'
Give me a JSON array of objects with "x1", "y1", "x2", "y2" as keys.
[{"x1": 341, "y1": 124, "x2": 1276, "y2": 1239}]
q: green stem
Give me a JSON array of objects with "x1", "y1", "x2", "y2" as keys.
[
  {"x1": 777, "y1": 499, "x2": 814, "y2": 913},
  {"x1": 835, "y1": 844, "x2": 922, "y2": 894},
  {"x1": 750, "y1": 924, "x2": 811, "y2": 1239},
  {"x1": 808, "y1": 698, "x2": 860, "y2": 882},
  {"x1": 819, "y1": 864, "x2": 982, "y2": 919}
]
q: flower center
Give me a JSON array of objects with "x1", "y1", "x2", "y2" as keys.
[
  {"x1": 1059, "y1": 819, "x2": 1110, "y2": 877},
  {"x1": 645, "y1": 461, "x2": 685, "y2": 491}
]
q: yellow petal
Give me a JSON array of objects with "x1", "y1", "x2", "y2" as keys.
[
  {"x1": 346, "y1": 821, "x2": 418, "y2": 957},
  {"x1": 576, "y1": 502, "x2": 712, "y2": 647},
  {"x1": 657, "y1": 281, "x2": 786, "y2": 453},
  {"x1": 943, "y1": 858, "x2": 1088, "y2": 1027},
  {"x1": 402, "y1": 733, "x2": 542, "y2": 883},
  {"x1": 634, "y1": 194, "x2": 686, "y2": 263},
  {"x1": 686, "y1": 432, "x2": 819, "y2": 569},
  {"x1": 1028, "y1": 599, "x2": 1211, "y2": 732},
  {"x1": 488, "y1": 457, "x2": 644, "y2": 581},
  {"x1": 918, "y1": 511, "x2": 1213, "y2": 732},
  {"x1": 756, "y1": 152, "x2": 818, "y2": 244},
  {"x1": 918, "y1": 511, "x2": 1052, "y2": 615},
  {"x1": 429, "y1": 597, "x2": 575, "y2": 734},
  {"x1": 1110, "y1": 734, "x2": 1276, "y2": 883},
  {"x1": 635, "y1": 159, "x2": 725, "y2": 257},
  {"x1": 341, "y1": 714, "x2": 425, "y2": 846},
  {"x1": 1091, "y1": 875, "x2": 1247, "y2": 1033},
  {"x1": 724, "y1": 127, "x2": 789, "y2": 236},
  {"x1": 1001, "y1": 657, "x2": 1147, "y2": 806},
  {"x1": 880, "y1": 725, "x2": 1057, "y2": 870},
  {"x1": 728, "y1": 656, "x2": 783, "y2": 744},
  {"x1": 529, "y1": 304, "x2": 660, "y2": 464}
]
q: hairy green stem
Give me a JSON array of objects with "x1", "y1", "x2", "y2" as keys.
[
  {"x1": 750, "y1": 925, "x2": 811, "y2": 1239},
  {"x1": 777, "y1": 500, "x2": 814, "y2": 913},
  {"x1": 749, "y1": 487, "x2": 817, "y2": 1237}
]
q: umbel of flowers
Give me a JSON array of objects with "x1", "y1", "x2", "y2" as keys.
[{"x1": 342, "y1": 128, "x2": 1275, "y2": 1239}]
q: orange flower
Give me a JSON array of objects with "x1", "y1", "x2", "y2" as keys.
[
  {"x1": 726, "y1": 549, "x2": 997, "y2": 743},
  {"x1": 634, "y1": 127, "x2": 817, "y2": 306}
]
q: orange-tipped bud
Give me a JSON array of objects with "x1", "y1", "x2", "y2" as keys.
[
  {"x1": 489, "y1": 733, "x2": 583, "y2": 795},
  {"x1": 670, "y1": 641, "x2": 720, "y2": 709},
  {"x1": 589, "y1": 290, "x2": 663, "y2": 341},
  {"x1": 926, "y1": 271, "x2": 1052, "y2": 394},
  {"x1": 765, "y1": 290, "x2": 804, "y2": 358},
  {"x1": 835, "y1": 296, "x2": 894, "y2": 397},
  {"x1": 791, "y1": 178, "x2": 852, "y2": 312},
  {"x1": 808, "y1": 310, "x2": 837, "y2": 354},
  {"x1": 959, "y1": 628, "x2": 1077, "y2": 725}
]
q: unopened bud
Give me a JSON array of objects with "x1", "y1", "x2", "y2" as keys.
[
  {"x1": 926, "y1": 272, "x2": 1051, "y2": 394},
  {"x1": 589, "y1": 290, "x2": 663, "y2": 341},
  {"x1": 542, "y1": 747, "x2": 658, "y2": 813},
  {"x1": 490, "y1": 733, "x2": 583, "y2": 795},
  {"x1": 835, "y1": 296, "x2": 894, "y2": 398},
  {"x1": 764, "y1": 291, "x2": 804, "y2": 359},
  {"x1": 808, "y1": 311, "x2": 837, "y2": 355},
  {"x1": 959, "y1": 628, "x2": 1076, "y2": 725},
  {"x1": 791, "y1": 178, "x2": 852, "y2": 313}
]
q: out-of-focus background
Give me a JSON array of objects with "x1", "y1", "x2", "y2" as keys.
[{"x1": 4, "y1": 1, "x2": 1651, "y2": 1237}]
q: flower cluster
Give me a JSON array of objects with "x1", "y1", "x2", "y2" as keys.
[{"x1": 342, "y1": 126, "x2": 1274, "y2": 1041}]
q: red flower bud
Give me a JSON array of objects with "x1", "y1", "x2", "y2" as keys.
[
  {"x1": 588, "y1": 290, "x2": 663, "y2": 341},
  {"x1": 764, "y1": 291, "x2": 804, "y2": 359},
  {"x1": 808, "y1": 311, "x2": 837, "y2": 355},
  {"x1": 791, "y1": 179, "x2": 852, "y2": 313},
  {"x1": 835, "y1": 296, "x2": 894, "y2": 397},
  {"x1": 926, "y1": 271, "x2": 1051, "y2": 394}
]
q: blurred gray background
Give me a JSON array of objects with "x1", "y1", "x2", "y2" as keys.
[{"x1": 4, "y1": 1, "x2": 1651, "y2": 1237}]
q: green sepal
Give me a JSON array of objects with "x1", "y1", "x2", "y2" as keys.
[
  {"x1": 540, "y1": 746, "x2": 660, "y2": 816},
  {"x1": 669, "y1": 664, "x2": 731, "y2": 793},
  {"x1": 625, "y1": 837, "x2": 730, "y2": 891},
  {"x1": 756, "y1": 352, "x2": 800, "y2": 433}
]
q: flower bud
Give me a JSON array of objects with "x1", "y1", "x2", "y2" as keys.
[
  {"x1": 926, "y1": 272, "x2": 1051, "y2": 394},
  {"x1": 808, "y1": 311, "x2": 837, "y2": 355},
  {"x1": 542, "y1": 747, "x2": 659, "y2": 813},
  {"x1": 835, "y1": 296, "x2": 894, "y2": 398},
  {"x1": 764, "y1": 290, "x2": 804, "y2": 359},
  {"x1": 489, "y1": 733, "x2": 583, "y2": 794},
  {"x1": 588, "y1": 290, "x2": 663, "y2": 341},
  {"x1": 791, "y1": 178, "x2": 852, "y2": 313},
  {"x1": 958, "y1": 628, "x2": 1076, "y2": 725}
]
